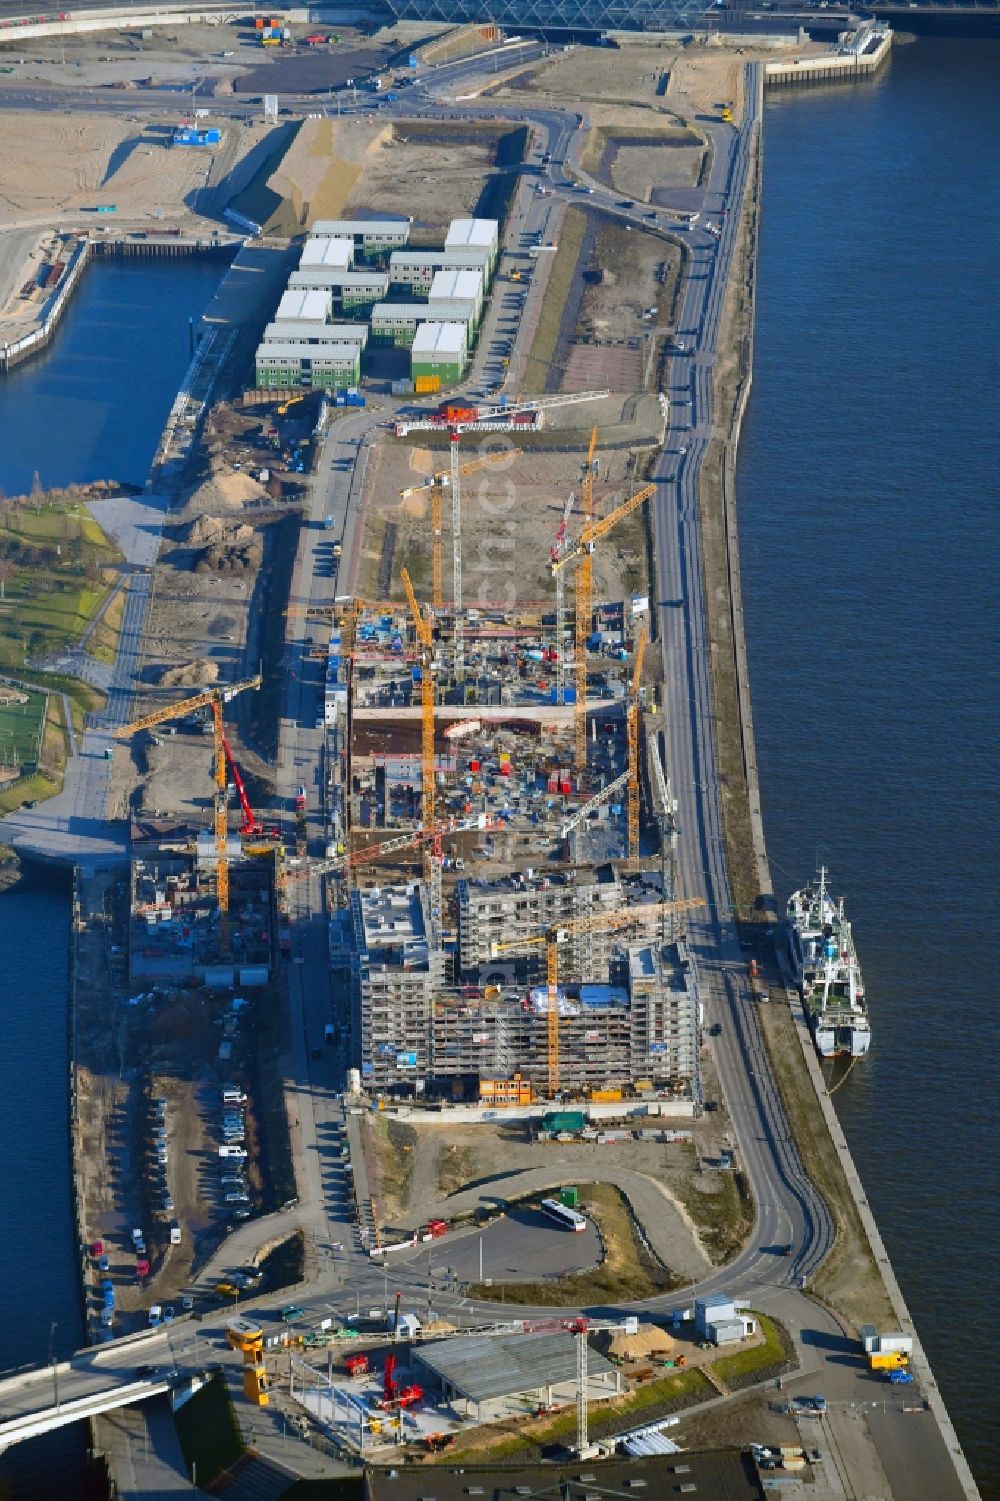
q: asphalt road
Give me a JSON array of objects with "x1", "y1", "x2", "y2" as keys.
[{"x1": 0, "y1": 45, "x2": 974, "y2": 1501}]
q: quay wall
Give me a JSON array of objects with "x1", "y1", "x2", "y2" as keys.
[
  {"x1": 0, "y1": 234, "x2": 238, "y2": 375},
  {"x1": 722, "y1": 59, "x2": 980, "y2": 1501},
  {"x1": 765, "y1": 26, "x2": 892, "y2": 85}
]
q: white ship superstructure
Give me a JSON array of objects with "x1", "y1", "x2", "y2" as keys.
[{"x1": 785, "y1": 868, "x2": 871, "y2": 1059}]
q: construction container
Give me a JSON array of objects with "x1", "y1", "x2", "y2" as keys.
[
  {"x1": 590, "y1": 1088, "x2": 623, "y2": 1103},
  {"x1": 414, "y1": 373, "x2": 441, "y2": 395},
  {"x1": 559, "y1": 1187, "x2": 580, "y2": 1209}
]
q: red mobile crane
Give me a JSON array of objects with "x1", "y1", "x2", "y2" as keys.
[
  {"x1": 379, "y1": 1354, "x2": 423, "y2": 1411},
  {"x1": 214, "y1": 707, "x2": 280, "y2": 840}
]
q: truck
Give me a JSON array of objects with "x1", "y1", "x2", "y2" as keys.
[
  {"x1": 294, "y1": 785, "x2": 307, "y2": 812},
  {"x1": 324, "y1": 1023, "x2": 336, "y2": 1045},
  {"x1": 888, "y1": 1368, "x2": 915, "y2": 1384},
  {"x1": 870, "y1": 1349, "x2": 910, "y2": 1371}
]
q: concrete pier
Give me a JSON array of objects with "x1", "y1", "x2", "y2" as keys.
[{"x1": 766, "y1": 22, "x2": 892, "y2": 85}]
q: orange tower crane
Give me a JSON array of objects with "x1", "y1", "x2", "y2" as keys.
[
  {"x1": 550, "y1": 476, "x2": 656, "y2": 774},
  {"x1": 574, "y1": 427, "x2": 599, "y2": 769},
  {"x1": 400, "y1": 450, "x2": 510, "y2": 613},
  {"x1": 491, "y1": 896, "x2": 704, "y2": 1097},
  {"x1": 113, "y1": 676, "x2": 262, "y2": 944},
  {"x1": 400, "y1": 566, "x2": 442, "y2": 941}
]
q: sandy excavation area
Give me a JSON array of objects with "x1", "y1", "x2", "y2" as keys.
[
  {"x1": 0, "y1": 110, "x2": 272, "y2": 228},
  {"x1": 499, "y1": 38, "x2": 787, "y2": 127},
  {"x1": 254, "y1": 115, "x2": 516, "y2": 237},
  {"x1": 357, "y1": 436, "x2": 650, "y2": 610}
]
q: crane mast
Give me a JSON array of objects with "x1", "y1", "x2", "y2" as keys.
[
  {"x1": 574, "y1": 427, "x2": 599, "y2": 772},
  {"x1": 401, "y1": 567, "x2": 441, "y2": 943},
  {"x1": 628, "y1": 626, "x2": 648, "y2": 866},
  {"x1": 491, "y1": 895, "x2": 704, "y2": 1096},
  {"x1": 113, "y1": 676, "x2": 262, "y2": 948},
  {"x1": 450, "y1": 434, "x2": 464, "y2": 681}
]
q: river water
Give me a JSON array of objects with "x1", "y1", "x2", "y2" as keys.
[
  {"x1": 0, "y1": 257, "x2": 224, "y2": 495},
  {"x1": 738, "y1": 38, "x2": 1000, "y2": 1497},
  {"x1": 0, "y1": 258, "x2": 222, "y2": 1499},
  {"x1": 0, "y1": 49, "x2": 997, "y2": 1499}
]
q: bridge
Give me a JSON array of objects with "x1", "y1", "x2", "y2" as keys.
[{"x1": 0, "y1": 1335, "x2": 190, "y2": 1453}]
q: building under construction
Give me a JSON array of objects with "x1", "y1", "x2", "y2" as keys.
[
  {"x1": 129, "y1": 839, "x2": 276, "y2": 988},
  {"x1": 330, "y1": 422, "x2": 697, "y2": 1104},
  {"x1": 344, "y1": 870, "x2": 697, "y2": 1099}
]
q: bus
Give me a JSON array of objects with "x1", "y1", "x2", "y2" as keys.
[{"x1": 540, "y1": 1198, "x2": 588, "y2": 1233}]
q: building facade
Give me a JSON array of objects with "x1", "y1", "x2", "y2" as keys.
[
  {"x1": 389, "y1": 247, "x2": 493, "y2": 295},
  {"x1": 370, "y1": 301, "x2": 475, "y2": 348},
  {"x1": 410, "y1": 320, "x2": 468, "y2": 384},
  {"x1": 255, "y1": 340, "x2": 362, "y2": 389},
  {"x1": 311, "y1": 218, "x2": 412, "y2": 258}
]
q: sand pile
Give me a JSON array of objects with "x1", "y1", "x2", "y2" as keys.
[
  {"x1": 188, "y1": 463, "x2": 267, "y2": 511},
  {"x1": 160, "y1": 658, "x2": 219, "y2": 689},
  {"x1": 606, "y1": 1324, "x2": 677, "y2": 1362}
]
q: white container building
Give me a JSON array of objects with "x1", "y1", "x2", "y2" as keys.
[
  {"x1": 300, "y1": 236, "x2": 354, "y2": 271},
  {"x1": 276, "y1": 288, "x2": 332, "y2": 323}
]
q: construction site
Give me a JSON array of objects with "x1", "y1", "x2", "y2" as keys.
[{"x1": 301, "y1": 404, "x2": 702, "y2": 1110}]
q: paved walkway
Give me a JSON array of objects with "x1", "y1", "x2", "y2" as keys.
[{"x1": 95, "y1": 1397, "x2": 209, "y2": 1499}]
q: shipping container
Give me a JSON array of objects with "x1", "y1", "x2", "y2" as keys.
[{"x1": 414, "y1": 373, "x2": 441, "y2": 395}]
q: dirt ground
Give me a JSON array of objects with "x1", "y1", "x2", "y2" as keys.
[
  {"x1": 0, "y1": 110, "x2": 272, "y2": 229},
  {"x1": 366, "y1": 1099, "x2": 750, "y2": 1270},
  {"x1": 575, "y1": 220, "x2": 681, "y2": 358},
  {"x1": 357, "y1": 436, "x2": 650, "y2": 610},
  {"x1": 499, "y1": 38, "x2": 794, "y2": 129},
  {"x1": 343, "y1": 121, "x2": 507, "y2": 236}
]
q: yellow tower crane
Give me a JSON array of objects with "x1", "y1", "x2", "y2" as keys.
[
  {"x1": 551, "y1": 477, "x2": 656, "y2": 775},
  {"x1": 628, "y1": 625, "x2": 648, "y2": 866},
  {"x1": 574, "y1": 427, "x2": 599, "y2": 770},
  {"x1": 400, "y1": 567, "x2": 442, "y2": 941},
  {"x1": 400, "y1": 450, "x2": 510, "y2": 612},
  {"x1": 491, "y1": 895, "x2": 704, "y2": 1097},
  {"x1": 113, "y1": 676, "x2": 262, "y2": 945}
]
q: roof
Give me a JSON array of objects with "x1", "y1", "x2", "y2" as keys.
[
  {"x1": 372, "y1": 300, "x2": 475, "y2": 326},
  {"x1": 256, "y1": 342, "x2": 361, "y2": 362},
  {"x1": 389, "y1": 247, "x2": 492, "y2": 269},
  {"x1": 300, "y1": 236, "x2": 353, "y2": 270},
  {"x1": 275, "y1": 288, "x2": 331, "y2": 322},
  {"x1": 311, "y1": 218, "x2": 411, "y2": 237},
  {"x1": 263, "y1": 321, "x2": 367, "y2": 345},
  {"x1": 364, "y1": 1450, "x2": 766, "y2": 1501},
  {"x1": 429, "y1": 267, "x2": 483, "y2": 302},
  {"x1": 445, "y1": 217, "x2": 499, "y2": 250},
  {"x1": 413, "y1": 1331, "x2": 615, "y2": 1403},
  {"x1": 289, "y1": 269, "x2": 389, "y2": 290},
  {"x1": 411, "y1": 321, "x2": 467, "y2": 357}
]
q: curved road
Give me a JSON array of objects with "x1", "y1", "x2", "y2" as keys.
[{"x1": 0, "y1": 46, "x2": 975, "y2": 1501}]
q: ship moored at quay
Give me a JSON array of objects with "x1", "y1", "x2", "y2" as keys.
[{"x1": 786, "y1": 867, "x2": 872, "y2": 1059}]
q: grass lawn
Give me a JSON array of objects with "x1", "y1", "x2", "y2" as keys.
[
  {"x1": 521, "y1": 206, "x2": 586, "y2": 394},
  {"x1": 88, "y1": 584, "x2": 126, "y2": 666},
  {"x1": 0, "y1": 684, "x2": 47, "y2": 768},
  {"x1": 0, "y1": 693, "x2": 66, "y2": 812},
  {"x1": 173, "y1": 1373, "x2": 244, "y2": 1487},
  {"x1": 444, "y1": 1366, "x2": 711, "y2": 1464},
  {"x1": 0, "y1": 502, "x2": 121, "y2": 671},
  {"x1": 712, "y1": 1313, "x2": 788, "y2": 1384},
  {"x1": 367, "y1": 1116, "x2": 418, "y2": 1223}
]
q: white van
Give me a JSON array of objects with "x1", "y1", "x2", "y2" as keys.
[
  {"x1": 225, "y1": 1191, "x2": 250, "y2": 1204},
  {"x1": 219, "y1": 1145, "x2": 247, "y2": 1159},
  {"x1": 221, "y1": 1088, "x2": 247, "y2": 1105}
]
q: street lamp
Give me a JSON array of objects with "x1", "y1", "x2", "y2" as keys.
[{"x1": 49, "y1": 1321, "x2": 59, "y2": 1410}]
